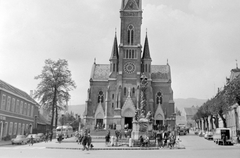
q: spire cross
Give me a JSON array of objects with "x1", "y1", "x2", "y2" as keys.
[
  {"x1": 236, "y1": 59, "x2": 238, "y2": 69},
  {"x1": 94, "y1": 58, "x2": 96, "y2": 64}
]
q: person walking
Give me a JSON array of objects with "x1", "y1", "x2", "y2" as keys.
[
  {"x1": 105, "y1": 130, "x2": 110, "y2": 147},
  {"x1": 87, "y1": 133, "x2": 93, "y2": 150},
  {"x1": 49, "y1": 132, "x2": 52, "y2": 142},
  {"x1": 157, "y1": 130, "x2": 163, "y2": 148},
  {"x1": 81, "y1": 133, "x2": 89, "y2": 151},
  {"x1": 45, "y1": 133, "x2": 48, "y2": 143},
  {"x1": 29, "y1": 135, "x2": 34, "y2": 146}
]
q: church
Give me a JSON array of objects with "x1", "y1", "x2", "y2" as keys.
[{"x1": 83, "y1": 0, "x2": 175, "y2": 130}]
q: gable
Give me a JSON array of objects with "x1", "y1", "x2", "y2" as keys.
[{"x1": 124, "y1": 0, "x2": 139, "y2": 10}]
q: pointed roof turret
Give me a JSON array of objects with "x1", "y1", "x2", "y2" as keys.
[
  {"x1": 110, "y1": 32, "x2": 119, "y2": 60},
  {"x1": 142, "y1": 33, "x2": 151, "y2": 60}
]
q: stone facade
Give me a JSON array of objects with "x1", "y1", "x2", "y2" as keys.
[{"x1": 83, "y1": 0, "x2": 175, "y2": 130}]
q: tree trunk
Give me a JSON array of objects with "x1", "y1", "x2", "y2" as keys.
[
  {"x1": 234, "y1": 108, "x2": 239, "y2": 133},
  {"x1": 50, "y1": 104, "x2": 54, "y2": 132},
  {"x1": 205, "y1": 117, "x2": 209, "y2": 131},
  {"x1": 213, "y1": 115, "x2": 219, "y2": 128},
  {"x1": 210, "y1": 115, "x2": 214, "y2": 130},
  {"x1": 55, "y1": 106, "x2": 58, "y2": 128},
  {"x1": 219, "y1": 113, "x2": 227, "y2": 128},
  {"x1": 51, "y1": 86, "x2": 58, "y2": 131}
]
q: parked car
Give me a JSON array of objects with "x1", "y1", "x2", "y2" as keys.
[
  {"x1": 37, "y1": 133, "x2": 45, "y2": 142},
  {"x1": 11, "y1": 135, "x2": 29, "y2": 145},
  {"x1": 213, "y1": 128, "x2": 233, "y2": 145},
  {"x1": 27, "y1": 134, "x2": 41, "y2": 143},
  {"x1": 204, "y1": 131, "x2": 213, "y2": 140},
  {"x1": 177, "y1": 124, "x2": 187, "y2": 135}
]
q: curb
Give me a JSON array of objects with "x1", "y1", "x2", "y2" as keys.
[{"x1": 46, "y1": 146, "x2": 186, "y2": 150}]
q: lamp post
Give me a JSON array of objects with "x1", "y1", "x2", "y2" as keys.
[
  {"x1": 78, "y1": 115, "x2": 81, "y2": 132},
  {"x1": 61, "y1": 111, "x2": 65, "y2": 135}
]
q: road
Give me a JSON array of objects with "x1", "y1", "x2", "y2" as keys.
[{"x1": 0, "y1": 134, "x2": 239, "y2": 158}]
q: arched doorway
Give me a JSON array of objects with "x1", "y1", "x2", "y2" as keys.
[
  {"x1": 155, "y1": 114, "x2": 164, "y2": 130},
  {"x1": 122, "y1": 108, "x2": 134, "y2": 129},
  {"x1": 95, "y1": 113, "x2": 104, "y2": 129}
]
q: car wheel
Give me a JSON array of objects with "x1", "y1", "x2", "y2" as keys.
[
  {"x1": 21, "y1": 141, "x2": 24, "y2": 145},
  {"x1": 12, "y1": 143, "x2": 14, "y2": 145}
]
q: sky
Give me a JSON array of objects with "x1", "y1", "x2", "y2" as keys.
[{"x1": 0, "y1": 0, "x2": 240, "y2": 106}]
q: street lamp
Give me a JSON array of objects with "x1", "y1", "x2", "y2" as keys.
[
  {"x1": 78, "y1": 115, "x2": 81, "y2": 132},
  {"x1": 61, "y1": 111, "x2": 65, "y2": 134}
]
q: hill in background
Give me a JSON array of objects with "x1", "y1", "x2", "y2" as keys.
[
  {"x1": 174, "y1": 98, "x2": 206, "y2": 112},
  {"x1": 67, "y1": 98, "x2": 206, "y2": 117},
  {"x1": 67, "y1": 104, "x2": 85, "y2": 116}
]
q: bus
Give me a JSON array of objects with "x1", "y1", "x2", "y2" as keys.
[{"x1": 56, "y1": 125, "x2": 74, "y2": 139}]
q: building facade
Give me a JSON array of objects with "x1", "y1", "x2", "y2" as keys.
[
  {"x1": 83, "y1": 0, "x2": 175, "y2": 130},
  {"x1": 225, "y1": 67, "x2": 240, "y2": 139},
  {"x1": 182, "y1": 106, "x2": 198, "y2": 128},
  {"x1": 0, "y1": 80, "x2": 39, "y2": 140}
]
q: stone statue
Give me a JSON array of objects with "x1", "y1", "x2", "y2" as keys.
[
  {"x1": 134, "y1": 111, "x2": 139, "y2": 121},
  {"x1": 146, "y1": 111, "x2": 152, "y2": 122},
  {"x1": 140, "y1": 110, "x2": 145, "y2": 119}
]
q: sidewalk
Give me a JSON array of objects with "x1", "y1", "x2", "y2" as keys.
[
  {"x1": 0, "y1": 141, "x2": 11, "y2": 146},
  {"x1": 31, "y1": 137, "x2": 185, "y2": 151}
]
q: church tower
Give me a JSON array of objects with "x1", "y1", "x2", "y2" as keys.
[{"x1": 118, "y1": 0, "x2": 143, "y2": 101}]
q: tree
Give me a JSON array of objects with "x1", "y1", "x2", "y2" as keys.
[
  {"x1": 225, "y1": 75, "x2": 240, "y2": 106},
  {"x1": 34, "y1": 59, "x2": 76, "y2": 132}
]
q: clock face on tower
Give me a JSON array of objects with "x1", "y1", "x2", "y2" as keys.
[{"x1": 124, "y1": 62, "x2": 136, "y2": 74}]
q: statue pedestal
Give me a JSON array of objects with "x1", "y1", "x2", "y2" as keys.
[{"x1": 131, "y1": 119, "x2": 153, "y2": 141}]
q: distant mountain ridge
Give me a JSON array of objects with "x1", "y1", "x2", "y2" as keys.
[
  {"x1": 67, "y1": 98, "x2": 206, "y2": 116},
  {"x1": 174, "y1": 98, "x2": 207, "y2": 112},
  {"x1": 67, "y1": 104, "x2": 85, "y2": 116}
]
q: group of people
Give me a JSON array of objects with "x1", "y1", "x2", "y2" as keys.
[
  {"x1": 76, "y1": 130, "x2": 93, "y2": 151},
  {"x1": 155, "y1": 130, "x2": 179, "y2": 149},
  {"x1": 44, "y1": 132, "x2": 53, "y2": 143},
  {"x1": 105, "y1": 130, "x2": 119, "y2": 146}
]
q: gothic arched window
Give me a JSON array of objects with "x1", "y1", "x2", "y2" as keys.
[
  {"x1": 132, "y1": 87, "x2": 135, "y2": 96},
  {"x1": 124, "y1": 87, "x2": 127, "y2": 96},
  {"x1": 98, "y1": 91, "x2": 104, "y2": 103},
  {"x1": 156, "y1": 92, "x2": 162, "y2": 104},
  {"x1": 113, "y1": 63, "x2": 116, "y2": 72},
  {"x1": 127, "y1": 25, "x2": 134, "y2": 45}
]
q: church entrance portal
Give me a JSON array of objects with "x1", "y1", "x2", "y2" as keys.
[
  {"x1": 125, "y1": 117, "x2": 133, "y2": 129},
  {"x1": 156, "y1": 120, "x2": 164, "y2": 130},
  {"x1": 96, "y1": 119, "x2": 103, "y2": 129}
]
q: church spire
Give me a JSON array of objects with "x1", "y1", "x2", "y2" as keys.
[
  {"x1": 110, "y1": 31, "x2": 119, "y2": 60},
  {"x1": 142, "y1": 32, "x2": 151, "y2": 60}
]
